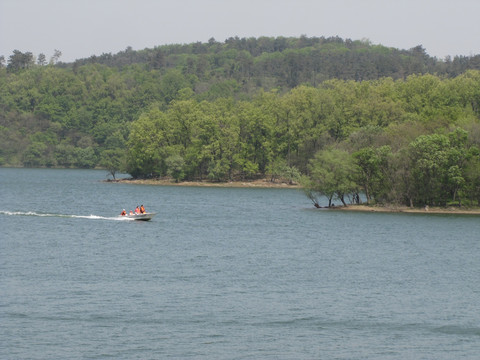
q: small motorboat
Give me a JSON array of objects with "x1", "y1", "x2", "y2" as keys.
[{"x1": 122, "y1": 212, "x2": 156, "y2": 221}]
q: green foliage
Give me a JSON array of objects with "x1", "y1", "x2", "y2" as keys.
[
  {"x1": 100, "y1": 148, "x2": 126, "y2": 179},
  {"x1": 165, "y1": 154, "x2": 185, "y2": 182},
  {"x1": 161, "y1": 69, "x2": 190, "y2": 104},
  {"x1": 403, "y1": 129, "x2": 476, "y2": 206},
  {"x1": 207, "y1": 158, "x2": 230, "y2": 182},
  {"x1": 23, "y1": 142, "x2": 48, "y2": 167},
  {"x1": 307, "y1": 149, "x2": 357, "y2": 206},
  {"x1": 1, "y1": 38, "x2": 480, "y2": 209},
  {"x1": 126, "y1": 109, "x2": 168, "y2": 177},
  {"x1": 301, "y1": 127, "x2": 480, "y2": 208},
  {"x1": 353, "y1": 146, "x2": 392, "y2": 203},
  {"x1": 7, "y1": 50, "x2": 35, "y2": 72},
  {"x1": 266, "y1": 157, "x2": 300, "y2": 184},
  {"x1": 74, "y1": 147, "x2": 97, "y2": 168}
]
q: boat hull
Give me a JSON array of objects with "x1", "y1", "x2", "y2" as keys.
[{"x1": 122, "y1": 212, "x2": 156, "y2": 221}]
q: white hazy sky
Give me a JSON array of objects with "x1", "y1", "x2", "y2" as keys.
[{"x1": 1, "y1": 0, "x2": 479, "y2": 63}]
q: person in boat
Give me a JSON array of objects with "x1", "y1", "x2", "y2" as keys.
[
  {"x1": 129, "y1": 210, "x2": 134, "y2": 215},
  {"x1": 140, "y1": 205, "x2": 145, "y2": 214},
  {"x1": 135, "y1": 206, "x2": 140, "y2": 214},
  {"x1": 120, "y1": 209, "x2": 127, "y2": 216}
]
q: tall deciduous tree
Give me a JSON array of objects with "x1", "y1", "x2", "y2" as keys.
[
  {"x1": 307, "y1": 149, "x2": 357, "y2": 207},
  {"x1": 50, "y1": 49, "x2": 62, "y2": 64},
  {"x1": 353, "y1": 145, "x2": 392, "y2": 203},
  {"x1": 100, "y1": 149, "x2": 126, "y2": 180},
  {"x1": 7, "y1": 50, "x2": 34, "y2": 72},
  {"x1": 126, "y1": 108, "x2": 169, "y2": 177},
  {"x1": 37, "y1": 53, "x2": 47, "y2": 66}
]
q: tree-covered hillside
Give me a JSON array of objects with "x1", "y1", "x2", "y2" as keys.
[
  {"x1": 69, "y1": 36, "x2": 480, "y2": 83},
  {"x1": 1, "y1": 36, "x2": 480, "y2": 206}
]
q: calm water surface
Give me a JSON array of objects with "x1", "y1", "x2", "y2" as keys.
[{"x1": 1, "y1": 168, "x2": 480, "y2": 359}]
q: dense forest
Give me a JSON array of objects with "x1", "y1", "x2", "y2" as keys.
[{"x1": 1, "y1": 36, "x2": 480, "y2": 207}]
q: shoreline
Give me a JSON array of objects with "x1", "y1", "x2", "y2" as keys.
[
  {"x1": 113, "y1": 177, "x2": 301, "y2": 189},
  {"x1": 112, "y1": 178, "x2": 480, "y2": 215},
  {"x1": 331, "y1": 204, "x2": 480, "y2": 215}
]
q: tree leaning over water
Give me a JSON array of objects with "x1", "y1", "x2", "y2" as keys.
[{"x1": 303, "y1": 128, "x2": 480, "y2": 208}]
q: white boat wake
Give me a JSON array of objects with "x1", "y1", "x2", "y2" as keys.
[{"x1": 0, "y1": 210, "x2": 132, "y2": 221}]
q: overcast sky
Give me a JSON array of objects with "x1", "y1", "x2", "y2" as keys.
[{"x1": 1, "y1": 0, "x2": 479, "y2": 63}]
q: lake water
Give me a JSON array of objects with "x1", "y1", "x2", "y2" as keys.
[{"x1": 1, "y1": 168, "x2": 480, "y2": 359}]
